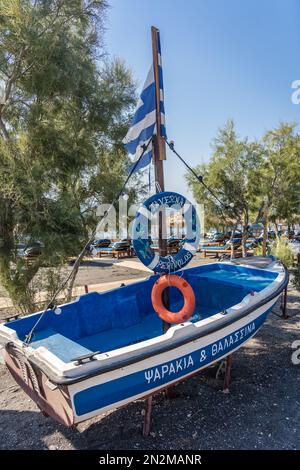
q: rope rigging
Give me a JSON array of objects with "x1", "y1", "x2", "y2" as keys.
[
  {"x1": 165, "y1": 139, "x2": 236, "y2": 214},
  {"x1": 165, "y1": 139, "x2": 250, "y2": 257},
  {"x1": 24, "y1": 138, "x2": 153, "y2": 344},
  {"x1": 24, "y1": 136, "x2": 238, "y2": 344}
]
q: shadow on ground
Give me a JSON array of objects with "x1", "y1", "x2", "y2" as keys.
[{"x1": 68, "y1": 259, "x2": 113, "y2": 268}]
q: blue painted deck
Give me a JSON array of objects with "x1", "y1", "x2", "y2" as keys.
[{"x1": 31, "y1": 314, "x2": 163, "y2": 362}]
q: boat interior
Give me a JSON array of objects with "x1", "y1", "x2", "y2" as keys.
[{"x1": 6, "y1": 263, "x2": 278, "y2": 363}]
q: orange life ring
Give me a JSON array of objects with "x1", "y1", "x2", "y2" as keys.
[{"x1": 151, "y1": 274, "x2": 196, "y2": 324}]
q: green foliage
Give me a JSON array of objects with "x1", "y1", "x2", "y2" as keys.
[
  {"x1": 0, "y1": 1, "x2": 137, "y2": 312},
  {"x1": 291, "y1": 265, "x2": 300, "y2": 291},
  {"x1": 270, "y1": 239, "x2": 294, "y2": 268},
  {"x1": 186, "y1": 120, "x2": 264, "y2": 255},
  {"x1": 261, "y1": 123, "x2": 300, "y2": 227},
  {"x1": 186, "y1": 120, "x2": 300, "y2": 253}
]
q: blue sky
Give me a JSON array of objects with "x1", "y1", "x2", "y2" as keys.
[{"x1": 106, "y1": 0, "x2": 300, "y2": 200}]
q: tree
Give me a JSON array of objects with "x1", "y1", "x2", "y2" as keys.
[
  {"x1": 0, "y1": 1, "x2": 136, "y2": 313},
  {"x1": 259, "y1": 123, "x2": 300, "y2": 252},
  {"x1": 187, "y1": 120, "x2": 300, "y2": 259},
  {"x1": 186, "y1": 162, "x2": 233, "y2": 233},
  {"x1": 186, "y1": 120, "x2": 264, "y2": 256}
]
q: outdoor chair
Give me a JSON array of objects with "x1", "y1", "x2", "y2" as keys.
[
  {"x1": 97, "y1": 240, "x2": 133, "y2": 259},
  {"x1": 92, "y1": 239, "x2": 111, "y2": 249},
  {"x1": 200, "y1": 239, "x2": 242, "y2": 258},
  {"x1": 151, "y1": 238, "x2": 181, "y2": 255}
]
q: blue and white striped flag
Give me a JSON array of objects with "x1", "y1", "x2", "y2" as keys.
[{"x1": 123, "y1": 32, "x2": 166, "y2": 173}]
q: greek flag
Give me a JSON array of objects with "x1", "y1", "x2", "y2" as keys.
[{"x1": 123, "y1": 32, "x2": 166, "y2": 172}]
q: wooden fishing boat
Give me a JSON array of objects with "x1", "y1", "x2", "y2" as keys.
[
  {"x1": 0, "y1": 27, "x2": 289, "y2": 431},
  {"x1": 0, "y1": 257, "x2": 288, "y2": 426}
]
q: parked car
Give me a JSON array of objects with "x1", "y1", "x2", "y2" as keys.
[
  {"x1": 212, "y1": 232, "x2": 226, "y2": 242},
  {"x1": 90, "y1": 239, "x2": 111, "y2": 251},
  {"x1": 206, "y1": 230, "x2": 217, "y2": 239},
  {"x1": 285, "y1": 230, "x2": 295, "y2": 240},
  {"x1": 16, "y1": 243, "x2": 27, "y2": 256},
  {"x1": 226, "y1": 231, "x2": 243, "y2": 239},
  {"x1": 294, "y1": 231, "x2": 300, "y2": 241},
  {"x1": 120, "y1": 238, "x2": 132, "y2": 245},
  {"x1": 19, "y1": 242, "x2": 43, "y2": 258}
]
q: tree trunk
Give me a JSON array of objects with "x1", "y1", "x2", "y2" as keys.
[
  {"x1": 274, "y1": 221, "x2": 279, "y2": 240},
  {"x1": 242, "y1": 227, "x2": 248, "y2": 258},
  {"x1": 262, "y1": 218, "x2": 268, "y2": 256},
  {"x1": 230, "y1": 241, "x2": 234, "y2": 259},
  {"x1": 241, "y1": 211, "x2": 249, "y2": 258},
  {"x1": 230, "y1": 223, "x2": 237, "y2": 260},
  {"x1": 0, "y1": 117, "x2": 10, "y2": 141}
]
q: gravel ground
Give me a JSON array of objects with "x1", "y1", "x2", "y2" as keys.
[
  {"x1": 0, "y1": 263, "x2": 299, "y2": 450},
  {"x1": 72, "y1": 259, "x2": 146, "y2": 286},
  {"x1": 0, "y1": 260, "x2": 146, "y2": 299}
]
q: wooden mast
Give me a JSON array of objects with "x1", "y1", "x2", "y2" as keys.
[
  {"x1": 151, "y1": 27, "x2": 170, "y2": 334},
  {"x1": 151, "y1": 26, "x2": 167, "y2": 258}
]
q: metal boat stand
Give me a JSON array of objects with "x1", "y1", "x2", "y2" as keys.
[
  {"x1": 271, "y1": 285, "x2": 289, "y2": 320},
  {"x1": 142, "y1": 354, "x2": 234, "y2": 436},
  {"x1": 215, "y1": 354, "x2": 233, "y2": 392},
  {"x1": 281, "y1": 285, "x2": 288, "y2": 319},
  {"x1": 143, "y1": 396, "x2": 153, "y2": 437},
  {"x1": 142, "y1": 386, "x2": 178, "y2": 437},
  {"x1": 222, "y1": 354, "x2": 233, "y2": 393}
]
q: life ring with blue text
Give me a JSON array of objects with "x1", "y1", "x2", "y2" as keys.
[{"x1": 132, "y1": 191, "x2": 200, "y2": 274}]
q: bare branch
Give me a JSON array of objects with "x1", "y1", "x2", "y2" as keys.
[
  {"x1": 0, "y1": 117, "x2": 9, "y2": 140},
  {"x1": 0, "y1": 44, "x2": 26, "y2": 115}
]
